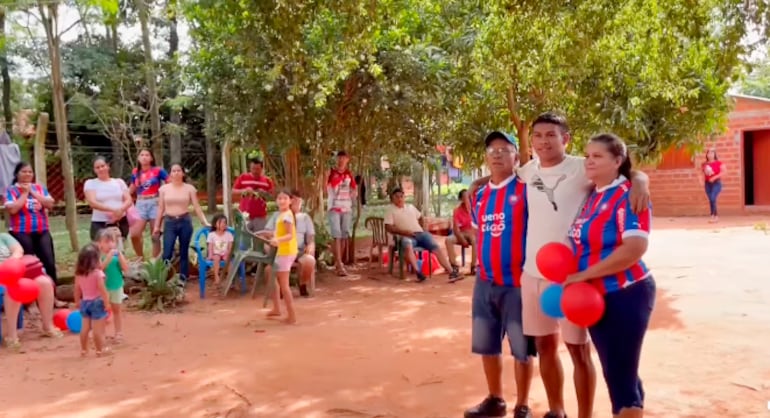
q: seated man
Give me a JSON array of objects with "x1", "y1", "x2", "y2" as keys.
[
  {"x1": 445, "y1": 188, "x2": 477, "y2": 274},
  {"x1": 384, "y1": 188, "x2": 461, "y2": 282},
  {"x1": 261, "y1": 189, "x2": 316, "y2": 297}
]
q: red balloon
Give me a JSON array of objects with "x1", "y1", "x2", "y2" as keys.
[
  {"x1": 561, "y1": 282, "x2": 605, "y2": 327},
  {"x1": 53, "y1": 309, "x2": 71, "y2": 331},
  {"x1": 6, "y1": 277, "x2": 40, "y2": 304},
  {"x1": 0, "y1": 257, "x2": 26, "y2": 287},
  {"x1": 536, "y1": 242, "x2": 577, "y2": 283}
]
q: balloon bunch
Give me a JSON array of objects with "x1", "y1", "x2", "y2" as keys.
[
  {"x1": 0, "y1": 258, "x2": 39, "y2": 304},
  {"x1": 536, "y1": 242, "x2": 605, "y2": 327}
]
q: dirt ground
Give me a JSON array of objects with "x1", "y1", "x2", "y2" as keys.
[{"x1": 1, "y1": 216, "x2": 770, "y2": 418}]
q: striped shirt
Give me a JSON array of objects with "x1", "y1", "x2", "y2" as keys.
[
  {"x1": 569, "y1": 176, "x2": 652, "y2": 294},
  {"x1": 4, "y1": 184, "x2": 51, "y2": 233},
  {"x1": 471, "y1": 175, "x2": 528, "y2": 287}
]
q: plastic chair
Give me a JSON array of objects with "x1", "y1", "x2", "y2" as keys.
[
  {"x1": 0, "y1": 286, "x2": 24, "y2": 345},
  {"x1": 193, "y1": 226, "x2": 246, "y2": 298},
  {"x1": 389, "y1": 235, "x2": 433, "y2": 280}
]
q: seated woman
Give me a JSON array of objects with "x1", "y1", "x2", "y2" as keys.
[
  {"x1": 0, "y1": 232, "x2": 63, "y2": 351},
  {"x1": 259, "y1": 189, "x2": 316, "y2": 297},
  {"x1": 565, "y1": 133, "x2": 656, "y2": 418},
  {"x1": 444, "y1": 189, "x2": 477, "y2": 274}
]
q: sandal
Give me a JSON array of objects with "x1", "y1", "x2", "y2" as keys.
[
  {"x1": 5, "y1": 338, "x2": 23, "y2": 352},
  {"x1": 96, "y1": 347, "x2": 113, "y2": 357},
  {"x1": 42, "y1": 328, "x2": 64, "y2": 339}
]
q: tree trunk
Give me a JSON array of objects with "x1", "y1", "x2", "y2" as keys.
[
  {"x1": 40, "y1": 1, "x2": 78, "y2": 251},
  {"x1": 412, "y1": 162, "x2": 425, "y2": 213},
  {"x1": 167, "y1": 0, "x2": 181, "y2": 163},
  {"x1": 0, "y1": 10, "x2": 12, "y2": 133},
  {"x1": 205, "y1": 106, "x2": 217, "y2": 213},
  {"x1": 347, "y1": 151, "x2": 365, "y2": 264},
  {"x1": 136, "y1": 0, "x2": 163, "y2": 163},
  {"x1": 507, "y1": 86, "x2": 531, "y2": 163}
]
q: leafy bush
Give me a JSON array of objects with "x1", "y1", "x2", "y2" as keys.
[{"x1": 135, "y1": 258, "x2": 185, "y2": 311}]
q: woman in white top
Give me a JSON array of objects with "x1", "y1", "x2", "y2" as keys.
[
  {"x1": 83, "y1": 157, "x2": 133, "y2": 241},
  {"x1": 154, "y1": 163, "x2": 210, "y2": 282}
]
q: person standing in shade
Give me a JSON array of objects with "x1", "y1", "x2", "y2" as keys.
[
  {"x1": 327, "y1": 150, "x2": 356, "y2": 276},
  {"x1": 445, "y1": 189, "x2": 477, "y2": 274},
  {"x1": 128, "y1": 149, "x2": 168, "y2": 260},
  {"x1": 702, "y1": 148, "x2": 723, "y2": 223},
  {"x1": 232, "y1": 158, "x2": 274, "y2": 232}
]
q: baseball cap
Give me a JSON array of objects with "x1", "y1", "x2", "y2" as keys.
[{"x1": 484, "y1": 131, "x2": 518, "y2": 149}]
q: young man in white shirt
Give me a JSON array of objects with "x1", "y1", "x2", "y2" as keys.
[{"x1": 472, "y1": 112, "x2": 650, "y2": 418}]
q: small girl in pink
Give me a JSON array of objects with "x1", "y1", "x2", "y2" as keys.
[
  {"x1": 74, "y1": 244, "x2": 112, "y2": 357},
  {"x1": 207, "y1": 214, "x2": 234, "y2": 291}
]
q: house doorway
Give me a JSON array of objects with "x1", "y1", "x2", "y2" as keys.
[{"x1": 744, "y1": 129, "x2": 770, "y2": 206}]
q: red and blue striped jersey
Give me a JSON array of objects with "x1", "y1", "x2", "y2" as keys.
[
  {"x1": 568, "y1": 178, "x2": 651, "y2": 294},
  {"x1": 4, "y1": 184, "x2": 51, "y2": 233},
  {"x1": 471, "y1": 175, "x2": 528, "y2": 287},
  {"x1": 131, "y1": 166, "x2": 168, "y2": 197}
]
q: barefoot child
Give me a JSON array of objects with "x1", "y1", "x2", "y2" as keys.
[
  {"x1": 207, "y1": 214, "x2": 234, "y2": 294},
  {"x1": 266, "y1": 189, "x2": 299, "y2": 324},
  {"x1": 74, "y1": 244, "x2": 113, "y2": 356},
  {"x1": 97, "y1": 228, "x2": 128, "y2": 342}
]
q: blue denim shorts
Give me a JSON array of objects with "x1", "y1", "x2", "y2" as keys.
[
  {"x1": 80, "y1": 298, "x2": 109, "y2": 320},
  {"x1": 400, "y1": 231, "x2": 439, "y2": 252},
  {"x1": 471, "y1": 278, "x2": 536, "y2": 362},
  {"x1": 327, "y1": 211, "x2": 352, "y2": 239},
  {"x1": 135, "y1": 198, "x2": 159, "y2": 221}
]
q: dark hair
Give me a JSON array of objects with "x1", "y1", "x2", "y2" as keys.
[
  {"x1": 532, "y1": 111, "x2": 570, "y2": 134},
  {"x1": 457, "y1": 189, "x2": 467, "y2": 201},
  {"x1": 589, "y1": 133, "x2": 632, "y2": 179},
  {"x1": 169, "y1": 163, "x2": 188, "y2": 182},
  {"x1": 275, "y1": 188, "x2": 297, "y2": 226},
  {"x1": 210, "y1": 213, "x2": 228, "y2": 230},
  {"x1": 706, "y1": 148, "x2": 718, "y2": 161},
  {"x1": 12, "y1": 161, "x2": 32, "y2": 184},
  {"x1": 93, "y1": 155, "x2": 108, "y2": 165},
  {"x1": 290, "y1": 188, "x2": 303, "y2": 198},
  {"x1": 134, "y1": 148, "x2": 157, "y2": 185},
  {"x1": 75, "y1": 244, "x2": 101, "y2": 276},
  {"x1": 249, "y1": 158, "x2": 263, "y2": 167},
  {"x1": 390, "y1": 187, "x2": 404, "y2": 198},
  {"x1": 336, "y1": 150, "x2": 348, "y2": 157}
]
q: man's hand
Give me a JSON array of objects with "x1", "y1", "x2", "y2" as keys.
[
  {"x1": 629, "y1": 174, "x2": 651, "y2": 214},
  {"x1": 468, "y1": 176, "x2": 490, "y2": 199}
]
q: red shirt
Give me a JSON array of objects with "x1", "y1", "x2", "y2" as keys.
[
  {"x1": 453, "y1": 205, "x2": 473, "y2": 232},
  {"x1": 233, "y1": 173, "x2": 274, "y2": 218},
  {"x1": 702, "y1": 161, "x2": 722, "y2": 182},
  {"x1": 326, "y1": 169, "x2": 357, "y2": 213}
]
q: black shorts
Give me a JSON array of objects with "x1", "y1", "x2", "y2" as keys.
[{"x1": 90, "y1": 217, "x2": 129, "y2": 241}]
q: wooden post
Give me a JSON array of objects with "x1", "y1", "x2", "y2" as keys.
[
  {"x1": 33, "y1": 112, "x2": 49, "y2": 187},
  {"x1": 221, "y1": 138, "x2": 233, "y2": 222}
]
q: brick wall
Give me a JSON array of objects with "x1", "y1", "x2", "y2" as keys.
[{"x1": 646, "y1": 95, "x2": 770, "y2": 216}]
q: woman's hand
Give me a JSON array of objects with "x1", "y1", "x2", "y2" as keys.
[
  {"x1": 269, "y1": 238, "x2": 279, "y2": 247},
  {"x1": 17, "y1": 183, "x2": 30, "y2": 194},
  {"x1": 563, "y1": 272, "x2": 591, "y2": 286}
]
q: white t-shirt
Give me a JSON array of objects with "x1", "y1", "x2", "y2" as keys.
[
  {"x1": 83, "y1": 178, "x2": 128, "y2": 223},
  {"x1": 517, "y1": 155, "x2": 592, "y2": 278},
  {"x1": 384, "y1": 203, "x2": 423, "y2": 234}
]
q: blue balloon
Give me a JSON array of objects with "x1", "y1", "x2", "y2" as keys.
[
  {"x1": 540, "y1": 285, "x2": 565, "y2": 319},
  {"x1": 66, "y1": 311, "x2": 82, "y2": 334}
]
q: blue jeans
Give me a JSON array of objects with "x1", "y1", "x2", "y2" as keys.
[
  {"x1": 589, "y1": 278, "x2": 656, "y2": 415},
  {"x1": 705, "y1": 180, "x2": 722, "y2": 216},
  {"x1": 400, "y1": 231, "x2": 440, "y2": 252},
  {"x1": 162, "y1": 214, "x2": 193, "y2": 281}
]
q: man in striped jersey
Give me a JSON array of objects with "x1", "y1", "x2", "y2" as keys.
[{"x1": 465, "y1": 131, "x2": 536, "y2": 418}]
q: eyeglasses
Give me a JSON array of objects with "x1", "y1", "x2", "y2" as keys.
[{"x1": 486, "y1": 147, "x2": 516, "y2": 156}]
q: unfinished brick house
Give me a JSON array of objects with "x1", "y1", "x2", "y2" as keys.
[{"x1": 645, "y1": 94, "x2": 770, "y2": 216}]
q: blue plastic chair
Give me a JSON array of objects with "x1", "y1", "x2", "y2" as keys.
[
  {"x1": 0, "y1": 286, "x2": 24, "y2": 345},
  {"x1": 193, "y1": 227, "x2": 246, "y2": 299}
]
